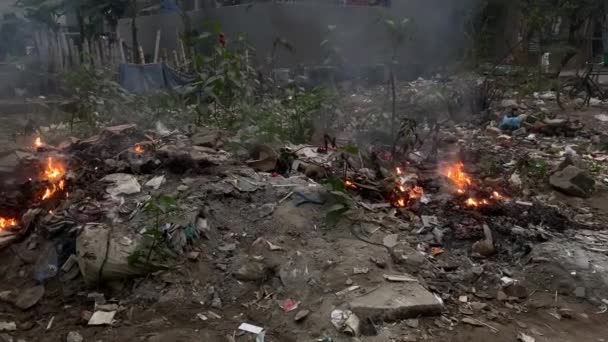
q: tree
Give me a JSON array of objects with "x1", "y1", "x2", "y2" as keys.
[{"x1": 384, "y1": 17, "x2": 410, "y2": 140}]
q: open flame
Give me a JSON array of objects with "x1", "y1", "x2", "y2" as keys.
[
  {"x1": 0, "y1": 217, "x2": 17, "y2": 229},
  {"x1": 40, "y1": 157, "x2": 67, "y2": 201},
  {"x1": 134, "y1": 144, "x2": 144, "y2": 154},
  {"x1": 445, "y1": 162, "x2": 472, "y2": 193},
  {"x1": 44, "y1": 157, "x2": 65, "y2": 180},
  {"x1": 34, "y1": 137, "x2": 42, "y2": 148},
  {"x1": 443, "y1": 161, "x2": 505, "y2": 208},
  {"x1": 394, "y1": 167, "x2": 424, "y2": 207}
]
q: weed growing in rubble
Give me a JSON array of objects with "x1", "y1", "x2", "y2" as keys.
[
  {"x1": 522, "y1": 158, "x2": 549, "y2": 181},
  {"x1": 128, "y1": 194, "x2": 177, "y2": 267}
]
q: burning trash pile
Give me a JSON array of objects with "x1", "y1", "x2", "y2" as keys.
[{"x1": 443, "y1": 161, "x2": 505, "y2": 208}]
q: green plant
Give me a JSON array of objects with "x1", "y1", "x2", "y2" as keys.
[
  {"x1": 523, "y1": 158, "x2": 549, "y2": 180},
  {"x1": 189, "y1": 31, "x2": 257, "y2": 129},
  {"x1": 384, "y1": 17, "x2": 411, "y2": 140},
  {"x1": 128, "y1": 194, "x2": 177, "y2": 267}
]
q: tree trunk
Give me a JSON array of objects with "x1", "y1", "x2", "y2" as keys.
[
  {"x1": 77, "y1": 8, "x2": 85, "y2": 63},
  {"x1": 131, "y1": 0, "x2": 140, "y2": 64}
]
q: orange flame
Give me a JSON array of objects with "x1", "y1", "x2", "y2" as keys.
[
  {"x1": 465, "y1": 198, "x2": 479, "y2": 207},
  {"x1": 445, "y1": 162, "x2": 472, "y2": 193},
  {"x1": 345, "y1": 180, "x2": 357, "y2": 189},
  {"x1": 396, "y1": 198, "x2": 406, "y2": 208},
  {"x1": 44, "y1": 157, "x2": 64, "y2": 180},
  {"x1": 0, "y1": 217, "x2": 17, "y2": 229},
  {"x1": 34, "y1": 137, "x2": 42, "y2": 148},
  {"x1": 134, "y1": 144, "x2": 144, "y2": 154},
  {"x1": 395, "y1": 167, "x2": 402, "y2": 175}
]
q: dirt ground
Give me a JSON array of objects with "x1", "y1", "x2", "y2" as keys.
[{"x1": 1, "y1": 91, "x2": 608, "y2": 342}]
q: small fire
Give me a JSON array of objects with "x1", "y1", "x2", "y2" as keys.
[
  {"x1": 465, "y1": 198, "x2": 479, "y2": 207},
  {"x1": 40, "y1": 157, "x2": 67, "y2": 201},
  {"x1": 395, "y1": 167, "x2": 402, "y2": 175},
  {"x1": 345, "y1": 180, "x2": 357, "y2": 189},
  {"x1": 394, "y1": 183, "x2": 424, "y2": 208},
  {"x1": 445, "y1": 162, "x2": 472, "y2": 193},
  {"x1": 34, "y1": 137, "x2": 42, "y2": 148},
  {"x1": 44, "y1": 157, "x2": 64, "y2": 180},
  {"x1": 134, "y1": 144, "x2": 144, "y2": 154},
  {"x1": 396, "y1": 198, "x2": 406, "y2": 208},
  {"x1": 444, "y1": 162, "x2": 506, "y2": 208},
  {"x1": 0, "y1": 217, "x2": 17, "y2": 229}
]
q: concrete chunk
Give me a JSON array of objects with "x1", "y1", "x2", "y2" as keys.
[{"x1": 349, "y1": 282, "x2": 443, "y2": 322}]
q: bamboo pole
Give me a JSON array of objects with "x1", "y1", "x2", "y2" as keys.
[
  {"x1": 138, "y1": 45, "x2": 145, "y2": 64},
  {"x1": 154, "y1": 29, "x2": 161, "y2": 63}
]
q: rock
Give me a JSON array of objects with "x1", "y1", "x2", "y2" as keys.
[
  {"x1": 503, "y1": 284, "x2": 529, "y2": 299},
  {"x1": 144, "y1": 175, "x2": 165, "y2": 190},
  {"x1": 461, "y1": 317, "x2": 484, "y2": 327},
  {"x1": 77, "y1": 224, "x2": 153, "y2": 285},
  {"x1": 246, "y1": 144, "x2": 277, "y2": 172},
  {"x1": 66, "y1": 331, "x2": 83, "y2": 342},
  {"x1": 15, "y1": 286, "x2": 45, "y2": 310},
  {"x1": 345, "y1": 278, "x2": 354, "y2": 286},
  {"x1": 349, "y1": 282, "x2": 443, "y2": 322},
  {"x1": 0, "y1": 322, "x2": 16, "y2": 332},
  {"x1": 472, "y1": 225, "x2": 495, "y2": 257},
  {"x1": 550, "y1": 166, "x2": 595, "y2": 198},
  {"x1": 558, "y1": 154, "x2": 586, "y2": 172},
  {"x1": 353, "y1": 267, "x2": 369, "y2": 275},
  {"x1": 294, "y1": 309, "x2": 310, "y2": 322},
  {"x1": 574, "y1": 287, "x2": 586, "y2": 298},
  {"x1": 370, "y1": 257, "x2": 387, "y2": 269},
  {"x1": 501, "y1": 99, "x2": 519, "y2": 108},
  {"x1": 509, "y1": 173, "x2": 523, "y2": 188},
  {"x1": 187, "y1": 252, "x2": 200, "y2": 261},
  {"x1": 405, "y1": 318, "x2": 419, "y2": 328},
  {"x1": 512, "y1": 127, "x2": 527, "y2": 137},
  {"x1": 191, "y1": 129, "x2": 224, "y2": 149},
  {"x1": 383, "y1": 234, "x2": 399, "y2": 248},
  {"x1": 304, "y1": 165, "x2": 327, "y2": 180},
  {"x1": 233, "y1": 261, "x2": 269, "y2": 282},
  {"x1": 0, "y1": 292, "x2": 13, "y2": 304},
  {"x1": 485, "y1": 126, "x2": 502, "y2": 136}
]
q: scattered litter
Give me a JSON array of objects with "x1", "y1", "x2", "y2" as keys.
[
  {"x1": 458, "y1": 295, "x2": 468, "y2": 303},
  {"x1": 46, "y1": 315, "x2": 55, "y2": 330},
  {"x1": 102, "y1": 173, "x2": 141, "y2": 196},
  {"x1": 88, "y1": 311, "x2": 116, "y2": 326},
  {"x1": 595, "y1": 114, "x2": 608, "y2": 122},
  {"x1": 518, "y1": 332, "x2": 536, "y2": 342},
  {"x1": 144, "y1": 175, "x2": 165, "y2": 189},
  {"x1": 501, "y1": 276, "x2": 515, "y2": 286},
  {"x1": 353, "y1": 267, "x2": 369, "y2": 275},
  {"x1": 0, "y1": 322, "x2": 16, "y2": 331},
  {"x1": 281, "y1": 299, "x2": 299, "y2": 313},
  {"x1": 238, "y1": 322, "x2": 264, "y2": 335},
  {"x1": 335, "y1": 285, "x2": 360, "y2": 297},
  {"x1": 516, "y1": 201, "x2": 533, "y2": 207},
  {"x1": 330, "y1": 309, "x2": 360, "y2": 336},
  {"x1": 461, "y1": 317, "x2": 498, "y2": 332},
  {"x1": 295, "y1": 309, "x2": 310, "y2": 322},
  {"x1": 197, "y1": 313, "x2": 208, "y2": 321},
  {"x1": 383, "y1": 274, "x2": 418, "y2": 282}
]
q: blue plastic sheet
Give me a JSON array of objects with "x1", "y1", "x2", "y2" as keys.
[
  {"x1": 118, "y1": 63, "x2": 195, "y2": 94},
  {"x1": 500, "y1": 116, "x2": 523, "y2": 130}
]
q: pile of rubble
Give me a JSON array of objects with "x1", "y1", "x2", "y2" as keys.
[{"x1": 0, "y1": 79, "x2": 607, "y2": 341}]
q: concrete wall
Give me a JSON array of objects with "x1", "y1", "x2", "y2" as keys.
[{"x1": 118, "y1": 1, "x2": 473, "y2": 71}]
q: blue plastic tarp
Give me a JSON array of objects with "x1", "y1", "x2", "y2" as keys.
[{"x1": 118, "y1": 63, "x2": 195, "y2": 94}]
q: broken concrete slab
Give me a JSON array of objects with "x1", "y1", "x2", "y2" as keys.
[
  {"x1": 549, "y1": 166, "x2": 595, "y2": 198},
  {"x1": 15, "y1": 285, "x2": 44, "y2": 310},
  {"x1": 349, "y1": 282, "x2": 443, "y2": 322}
]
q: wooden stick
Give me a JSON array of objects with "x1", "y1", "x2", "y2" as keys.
[
  {"x1": 162, "y1": 48, "x2": 168, "y2": 65},
  {"x1": 138, "y1": 45, "x2": 145, "y2": 64},
  {"x1": 154, "y1": 29, "x2": 161, "y2": 63},
  {"x1": 173, "y1": 49, "x2": 180, "y2": 69}
]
